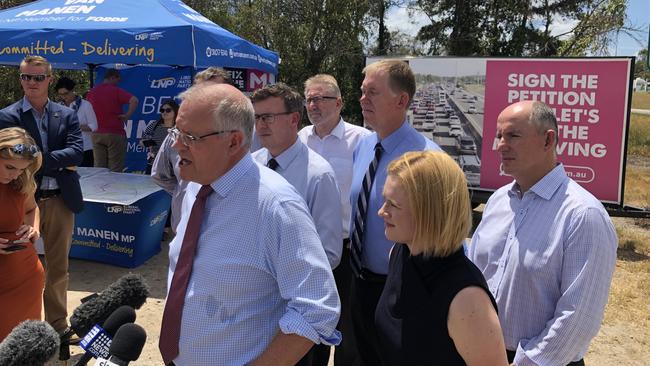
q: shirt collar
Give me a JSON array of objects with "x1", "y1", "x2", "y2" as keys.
[
  {"x1": 508, "y1": 163, "x2": 568, "y2": 200},
  {"x1": 21, "y1": 96, "x2": 50, "y2": 114},
  {"x1": 209, "y1": 153, "x2": 256, "y2": 198},
  {"x1": 268, "y1": 138, "x2": 303, "y2": 171},
  {"x1": 328, "y1": 118, "x2": 346, "y2": 139},
  {"x1": 378, "y1": 120, "x2": 409, "y2": 154},
  {"x1": 307, "y1": 117, "x2": 345, "y2": 140}
]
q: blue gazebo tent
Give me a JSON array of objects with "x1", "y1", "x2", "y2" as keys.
[{"x1": 0, "y1": 0, "x2": 279, "y2": 74}]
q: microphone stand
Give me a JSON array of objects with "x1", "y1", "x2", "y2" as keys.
[{"x1": 60, "y1": 328, "x2": 74, "y2": 363}]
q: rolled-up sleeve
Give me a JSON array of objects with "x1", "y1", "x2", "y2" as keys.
[{"x1": 267, "y1": 199, "x2": 341, "y2": 345}]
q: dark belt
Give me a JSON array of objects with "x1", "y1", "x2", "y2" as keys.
[
  {"x1": 358, "y1": 267, "x2": 387, "y2": 283},
  {"x1": 506, "y1": 350, "x2": 584, "y2": 366},
  {"x1": 39, "y1": 189, "x2": 61, "y2": 201}
]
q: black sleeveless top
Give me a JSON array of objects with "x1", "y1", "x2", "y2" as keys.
[{"x1": 375, "y1": 244, "x2": 497, "y2": 366}]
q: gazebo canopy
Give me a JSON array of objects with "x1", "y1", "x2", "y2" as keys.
[{"x1": 0, "y1": 0, "x2": 279, "y2": 73}]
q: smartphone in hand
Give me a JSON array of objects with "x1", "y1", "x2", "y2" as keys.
[{"x1": 3, "y1": 238, "x2": 29, "y2": 252}]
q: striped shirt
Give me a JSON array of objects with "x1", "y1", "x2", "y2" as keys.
[
  {"x1": 468, "y1": 164, "x2": 617, "y2": 365},
  {"x1": 142, "y1": 119, "x2": 171, "y2": 156}
]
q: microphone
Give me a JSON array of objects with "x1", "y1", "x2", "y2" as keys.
[
  {"x1": 0, "y1": 320, "x2": 60, "y2": 366},
  {"x1": 60, "y1": 274, "x2": 149, "y2": 362},
  {"x1": 69, "y1": 274, "x2": 150, "y2": 337},
  {"x1": 94, "y1": 323, "x2": 147, "y2": 366},
  {"x1": 74, "y1": 306, "x2": 136, "y2": 366}
]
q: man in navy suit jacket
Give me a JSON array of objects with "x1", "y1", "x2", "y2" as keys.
[{"x1": 0, "y1": 56, "x2": 83, "y2": 336}]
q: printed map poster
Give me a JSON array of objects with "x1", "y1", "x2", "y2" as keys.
[{"x1": 481, "y1": 59, "x2": 632, "y2": 204}]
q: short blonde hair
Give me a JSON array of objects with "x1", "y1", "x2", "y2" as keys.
[
  {"x1": 387, "y1": 151, "x2": 471, "y2": 257},
  {"x1": 363, "y1": 59, "x2": 415, "y2": 106},
  {"x1": 0, "y1": 127, "x2": 43, "y2": 194},
  {"x1": 20, "y1": 55, "x2": 53, "y2": 75},
  {"x1": 304, "y1": 74, "x2": 341, "y2": 97}
]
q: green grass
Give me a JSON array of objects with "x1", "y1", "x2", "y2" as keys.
[
  {"x1": 623, "y1": 166, "x2": 650, "y2": 208},
  {"x1": 628, "y1": 114, "x2": 650, "y2": 157},
  {"x1": 631, "y1": 92, "x2": 650, "y2": 110}
]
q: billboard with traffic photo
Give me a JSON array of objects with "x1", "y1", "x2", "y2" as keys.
[{"x1": 366, "y1": 57, "x2": 633, "y2": 205}]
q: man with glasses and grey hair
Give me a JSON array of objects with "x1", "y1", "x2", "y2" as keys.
[
  {"x1": 151, "y1": 67, "x2": 232, "y2": 232},
  {"x1": 158, "y1": 82, "x2": 340, "y2": 366},
  {"x1": 0, "y1": 55, "x2": 84, "y2": 340},
  {"x1": 299, "y1": 74, "x2": 370, "y2": 366},
  {"x1": 469, "y1": 100, "x2": 617, "y2": 366}
]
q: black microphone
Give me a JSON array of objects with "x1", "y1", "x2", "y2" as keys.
[
  {"x1": 73, "y1": 306, "x2": 136, "y2": 366},
  {"x1": 59, "y1": 274, "x2": 149, "y2": 362},
  {"x1": 94, "y1": 323, "x2": 147, "y2": 366},
  {"x1": 69, "y1": 274, "x2": 150, "y2": 337},
  {"x1": 0, "y1": 320, "x2": 60, "y2": 366}
]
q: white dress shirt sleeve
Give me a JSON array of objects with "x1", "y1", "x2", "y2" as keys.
[
  {"x1": 79, "y1": 100, "x2": 98, "y2": 131},
  {"x1": 307, "y1": 171, "x2": 343, "y2": 269}
]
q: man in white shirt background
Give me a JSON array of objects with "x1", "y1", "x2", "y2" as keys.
[
  {"x1": 298, "y1": 74, "x2": 370, "y2": 366},
  {"x1": 55, "y1": 76, "x2": 97, "y2": 167}
]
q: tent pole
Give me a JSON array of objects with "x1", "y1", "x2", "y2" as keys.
[{"x1": 88, "y1": 63, "x2": 96, "y2": 88}]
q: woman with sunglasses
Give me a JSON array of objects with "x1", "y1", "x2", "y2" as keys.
[
  {"x1": 141, "y1": 100, "x2": 179, "y2": 174},
  {"x1": 0, "y1": 127, "x2": 44, "y2": 341},
  {"x1": 374, "y1": 151, "x2": 508, "y2": 366}
]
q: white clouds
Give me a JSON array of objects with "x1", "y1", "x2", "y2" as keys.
[
  {"x1": 546, "y1": 17, "x2": 579, "y2": 39},
  {"x1": 385, "y1": 6, "x2": 430, "y2": 36}
]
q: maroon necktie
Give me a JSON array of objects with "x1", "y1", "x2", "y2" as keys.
[{"x1": 159, "y1": 185, "x2": 213, "y2": 364}]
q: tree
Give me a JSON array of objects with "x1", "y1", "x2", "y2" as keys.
[
  {"x1": 412, "y1": 0, "x2": 639, "y2": 57},
  {"x1": 557, "y1": 0, "x2": 628, "y2": 56},
  {"x1": 218, "y1": 0, "x2": 370, "y2": 123},
  {"x1": 367, "y1": 0, "x2": 408, "y2": 56},
  {"x1": 635, "y1": 49, "x2": 650, "y2": 80}
]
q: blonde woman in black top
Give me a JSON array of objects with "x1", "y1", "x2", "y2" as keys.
[{"x1": 375, "y1": 151, "x2": 508, "y2": 366}]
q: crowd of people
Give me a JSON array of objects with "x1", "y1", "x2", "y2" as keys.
[{"x1": 0, "y1": 55, "x2": 618, "y2": 366}]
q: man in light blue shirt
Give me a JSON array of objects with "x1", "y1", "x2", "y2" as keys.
[
  {"x1": 469, "y1": 100, "x2": 617, "y2": 366},
  {"x1": 349, "y1": 59, "x2": 440, "y2": 365},
  {"x1": 251, "y1": 83, "x2": 343, "y2": 269},
  {"x1": 151, "y1": 67, "x2": 231, "y2": 232},
  {"x1": 161, "y1": 82, "x2": 341, "y2": 365}
]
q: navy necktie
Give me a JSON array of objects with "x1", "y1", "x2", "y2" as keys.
[
  {"x1": 267, "y1": 158, "x2": 279, "y2": 171},
  {"x1": 350, "y1": 142, "x2": 383, "y2": 277}
]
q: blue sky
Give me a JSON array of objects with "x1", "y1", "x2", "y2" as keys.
[
  {"x1": 616, "y1": 0, "x2": 648, "y2": 56},
  {"x1": 386, "y1": 0, "x2": 649, "y2": 57}
]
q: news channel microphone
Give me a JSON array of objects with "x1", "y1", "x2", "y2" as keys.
[
  {"x1": 93, "y1": 323, "x2": 147, "y2": 366},
  {"x1": 69, "y1": 274, "x2": 150, "y2": 337},
  {"x1": 60, "y1": 274, "x2": 149, "y2": 362},
  {"x1": 74, "y1": 305, "x2": 136, "y2": 366},
  {"x1": 0, "y1": 320, "x2": 60, "y2": 366}
]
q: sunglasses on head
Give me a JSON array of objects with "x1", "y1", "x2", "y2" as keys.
[
  {"x1": 19, "y1": 73, "x2": 49, "y2": 82},
  {"x1": 160, "y1": 107, "x2": 173, "y2": 113},
  {"x1": 2, "y1": 143, "x2": 40, "y2": 157}
]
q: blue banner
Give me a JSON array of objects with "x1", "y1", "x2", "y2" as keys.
[
  {"x1": 95, "y1": 65, "x2": 191, "y2": 173},
  {"x1": 71, "y1": 189, "x2": 171, "y2": 268}
]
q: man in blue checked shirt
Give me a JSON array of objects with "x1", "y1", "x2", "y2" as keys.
[
  {"x1": 159, "y1": 82, "x2": 340, "y2": 366},
  {"x1": 469, "y1": 100, "x2": 617, "y2": 366}
]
